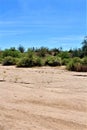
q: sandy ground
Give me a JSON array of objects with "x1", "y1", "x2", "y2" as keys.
[{"x1": 0, "y1": 65, "x2": 87, "y2": 130}]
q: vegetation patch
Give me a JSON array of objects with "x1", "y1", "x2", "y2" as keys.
[
  {"x1": 0, "y1": 37, "x2": 87, "y2": 72},
  {"x1": 2, "y1": 56, "x2": 16, "y2": 66},
  {"x1": 45, "y1": 56, "x2": 62, "y2": 66}
]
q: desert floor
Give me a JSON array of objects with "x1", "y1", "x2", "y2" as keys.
[{"x1": 0, "y1": 65, "x2": 87, "y2": 130}]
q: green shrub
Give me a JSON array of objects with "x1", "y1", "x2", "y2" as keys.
[
  {"x1": 67, "y1": 60, "x2": 75, "y2": 71},
  {"x1": 72, "y1": 57, "x2": 81, "y2": 63},
  {"x1": 2, "y1": 56, "x2": 16, "y2": 66},
  {"x1": 74, "y1": 63, "x2": 82, "y2": 72},
  {"x1": 35, "y1": 57, "x2": 44, "y2": 66},
  {"x1": 45, "y1": 56, "x2": 61, "y2": 66},
  {"x1": 67, "y1": 61, "x2": 81, "y2": 72},
  {"x1": 36, "y1": 47, "x2": 48, "y2": 57},
  {"x1": 17, "y1": 57, "x2": 34, "y2": 67},
  {"x1": 2, "y1": 49, "x2": 21, "y2": 58},
  {"x1": 27, "y1": 49, "x2": 35, "y2": 58},
  {"x1": 57, "y1": 51, "x2": 71, "y2": 59},
  {"x1": 82, "y1": 57, "x2": 87, "y2": 65},
  {"x1": 0, "y1": 57, "x2": 3, "y2": 64},
  {"x1": 16, "y1": 49, "x2": 37, "y2": 67},
  {"x1": 62, "y1": 58, "x2": 71, "y2": 65},
  {"x1": 16, "y1": 56, "x2": 44, "y2": 67},
  {"x1": 66, "y1": 57, "x2": 87, "y2": 72}
]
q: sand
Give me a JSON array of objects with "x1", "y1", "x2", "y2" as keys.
[{"x1": 0, "y1": 65, "x2": 87, "y2": 130}]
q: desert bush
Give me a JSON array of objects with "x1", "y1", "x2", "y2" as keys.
[
  {"x1": 67, "y1": 60, "x2": 75, "y2": 71},
  {"x1": 27, "y1": 49, "x2": 35, "y2": 58},
  {"x1": 72, "y1": 57, "x2": 82, "y2": 63},
  {"x1": 67, "y1": 61, "x2": 81, "y2": 71},
  {"x1": 16, "y1": 56, "x2": 44, "y2": 67},
  {"x1": 2, "y1": 48, "x2": 21, "y2": 58},
  {"x1": 57, "y1": 51, "x2": 71, "y2": 59},
  {"x1": 74, "y1": 63, "x2": 87, "y2": 72},
  {"x1": 2, "y1": 56, "x2": 16, "y2": 66},
  {"x1": 66, "y1": 57, "x2": 78, "y2": 71},
  {"x1": 79, "y1": 65, "x2": 87, "y2": 72},
  {"x1": 0, "y1": 58, "x2": 3, "y2": 64},
  {"x1": 66, "y1": 57, "x2": 87, "y2": 72},
  {"x1": 0, "y1": 51, "x2": 3, "y2": 64},
  {"x1": 36, "y1": 47, "x2": 49, "y2": 57},
  {"x1": 74, "y1": 63, "x2": 82, "y2": 72},
  {"x1": 62, "y1": 58, "x2": 71, "y2": 65},
  {"x1": 50, "y1": 48, "x2": 60, "y2": 56},
  {"x1": 45, "y1": 56, "x2": 62, "y2": 66},
  {"x1": 16, "y1": 57, "x2": 35, "y2": 67},
  {"x1": 82, "y1": 57, "x2": 87, "y2": 65},
  {"x1": 35, "y1": 57, "x2": 44, "y2": 66}
]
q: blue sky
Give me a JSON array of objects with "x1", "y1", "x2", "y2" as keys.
[{"x1": 0, "y1": 0, "x2": 86, "y2": 50}]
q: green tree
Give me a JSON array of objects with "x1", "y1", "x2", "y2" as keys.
[
  {"x1": 82, "y1": 36, "x2": 87, "y2": 56},
  {"x1": 37, "y1": 47, "x2": 49, "y2": 57},
  {"x1": 18, "y1": 45, "x2": 25, "y2": 53}
]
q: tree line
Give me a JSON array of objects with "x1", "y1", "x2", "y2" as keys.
[{"x1": 0, "y1": 37, "x2": 87, "y2": 72}]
